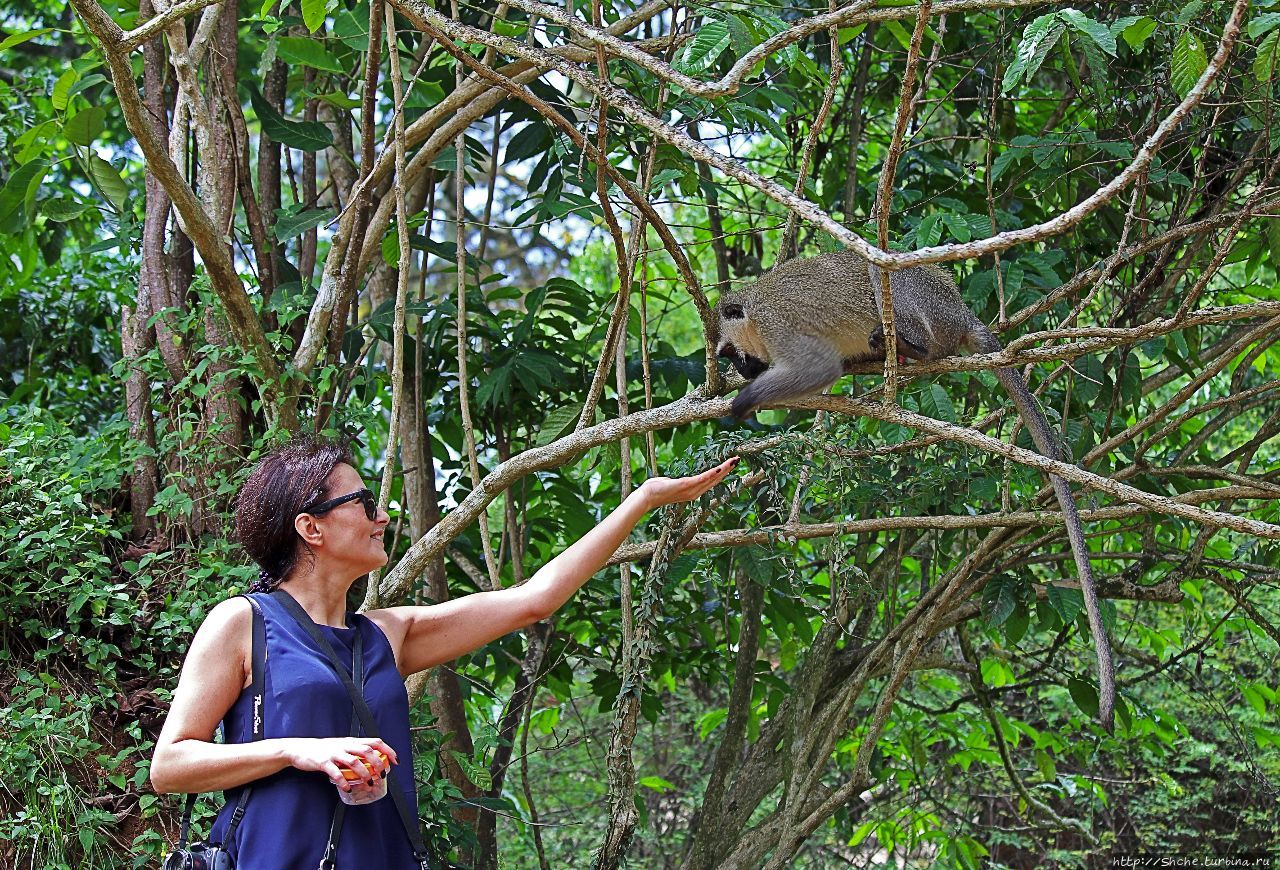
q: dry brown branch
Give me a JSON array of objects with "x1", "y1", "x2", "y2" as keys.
[
  {"x1": 874, "y1": 0, "x2": 932, "y2": 406},
  {"x1": 778, "y1": 0, "x2": 846, "y2": 261},
  {"x1": 365, "y1": 6, "x2": 414, "y2": 607}
]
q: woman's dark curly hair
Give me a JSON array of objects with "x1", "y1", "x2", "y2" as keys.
[{"x1": 236, "y1": 437, "x2": 353, "y2": 593}]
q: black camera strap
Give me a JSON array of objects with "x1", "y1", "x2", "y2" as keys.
[
  {"x1": 318, "y1": 632, "x2": 361, "y2": 870},
  {"x1": 176, "y1": 595, "x2": 266, "y2": 850},
  {"x1": 271, "y1": 590, "x2": 436, "y2": 870}
]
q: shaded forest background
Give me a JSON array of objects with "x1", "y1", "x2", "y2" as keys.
[{"x1": 1, "y1": 0, "x2": 1278, "y2": 866}]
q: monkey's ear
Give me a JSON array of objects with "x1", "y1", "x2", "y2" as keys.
[{"x1": 721, "y1": 303, "x2": 745, "y2": 320}]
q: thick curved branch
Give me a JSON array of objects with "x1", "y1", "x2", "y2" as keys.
[{"x1": 120, "y1": 0, "x2": 219, "y2": 51}]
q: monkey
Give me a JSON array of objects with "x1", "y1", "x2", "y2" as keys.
[{"x1": 717, "y1": 248, "x2": 1116, "y2": 731}]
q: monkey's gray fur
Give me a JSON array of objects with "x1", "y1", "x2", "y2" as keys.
[{"x1": 717, "y1": 249, "x2": 1116, "y2": 730}]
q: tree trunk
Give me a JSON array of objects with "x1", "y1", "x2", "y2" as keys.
[
  {"x1": 400, "y1": 361, "x2": 483, "y2": 839},
  {"x1": 122, "y1": 296, "x2": 159, "y2": 540}
]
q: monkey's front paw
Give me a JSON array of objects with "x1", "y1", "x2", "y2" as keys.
[{"x1": 729, "y1": 390, "x2": 759, "y2": 422}]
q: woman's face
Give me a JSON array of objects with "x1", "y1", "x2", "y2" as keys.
[{"x1": 308, "y1": 463, "x2": 390, "y2": 575}]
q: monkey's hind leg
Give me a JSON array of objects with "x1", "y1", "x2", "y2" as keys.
[
  {"x1": 869, "y1": 325, "x2": 930, "y2": 362},
  {"x1": 730, "y1": 336, "x2": 843, "y2": 421}
]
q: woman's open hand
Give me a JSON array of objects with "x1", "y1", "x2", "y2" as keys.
[{"x1": 637, "y1": 457, "x2": 740, "y2": 510}]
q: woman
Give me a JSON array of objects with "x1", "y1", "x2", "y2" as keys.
[{"x1": 150, "y1": 437, "x2": 737, "y2": 867}]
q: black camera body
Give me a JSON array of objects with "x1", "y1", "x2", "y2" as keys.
[{"x1": 162, "y1": 842, "x2": 235, "y2": 870}]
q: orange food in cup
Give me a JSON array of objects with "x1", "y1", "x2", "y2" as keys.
[{"x1": 339, "y1": 750, "x2": 389, "y2": 781}]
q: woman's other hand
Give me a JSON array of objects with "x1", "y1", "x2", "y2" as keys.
[
  {"x1": 638, "y1": 457, "x2": 740, "y2": 509},
  {"x1": 286, "y1": 737, "x2": 397, "y2": 791}
]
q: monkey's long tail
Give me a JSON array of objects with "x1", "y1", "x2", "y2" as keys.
[{"x1": 982, "y1": 334, "x2": 1116, "y2": 732}]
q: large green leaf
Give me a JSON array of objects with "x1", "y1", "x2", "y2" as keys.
[
  {"x1": 676, "y1": 18, "x2": 731, "y2": 75},
  {"x1": 1255, "y1": 30, "x2": 1280, "y2": 83},
  {"x1": 1171, "y1": 32, "x2": 1207, "y2": 98},
  {"x1": 918, "y1": 383, "x2": 955, "y2": 422},
  {"x1": 88, "y1": 154, "x2": 128, "y2": 210},
  {"x1": 982, "y1": 574, "x2": 1020, "y2": 626},
  {"x1": 1067, "y1": 676, "x2": 1100, "y2": 719},
  {"x1": 63, "y1": 106, "x2": 106, "y2": 146},
  {"x1": 249, "y1": 85, "x2": 333, "y2": 152},
  {"x1": 1002, "y1": 14, "x2": 1065, "y2": 93},
  {"x1": 52, "y1": 69, "x2": 79, "y2": 111},
  {"x1": 0, "y1": 27, "x2": 54, "y2": 52},
  {"x1": 1046, "y1": 583, "x2": 1084, "y2": 625},
  {"x1": 1118, "y1": 16, "x2": 1158, "y2": 53},
  {"x1": 1060, "y1": 9, "x2": 1117, "y2": 56},
  {"x1": 302, "y1": 0, "x2": 331, "y2": 34},
  {"x1": 0, "y1": 159, "x2": 49, "y2": 230},
  {"x1": 276, "y1": 36, "x2": 345, "y2": 72},
  {"x1": 274, "y1": 207, "x2": 334, "y2": 241}
]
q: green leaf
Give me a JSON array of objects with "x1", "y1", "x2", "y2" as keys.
[
  {"x1": 916, "y1": 213, "x2": 942, "y2": 247},
  {"x1": 1255, "y1": 30, "x2": 1280, "y2": 82},
  {"x1": 42, "y1": 197, "x2": 89, "y2": 222},
  {"x1": 302, "y1": 0, "x2": 331, "y2": 34},
  {"x1": 919, "y1": 383, "x2": 955, "y2": 422},
  {"x1": 52, "y1": 69, "x2": 79, "y2": 111},
  {"x1": 637, "y1": 775, "x2": 676, "y2": 792},
  {"x1": 88, "y1": 155, "x2": 128, "y2": 210},
  {"x1": 311, "y1": 91, "x2": 361, "y2": 110},
  {"x1": 1005, "y1": 601, "x2": 1030, "y2": 645},
  {"x1": 1067, "y1": 676, "x2": 1100, "y2": 718},
  {"x1": 1120, "y1": 16, "x2": 1158, "y2": 52},
  {"x1": 1249, "y1": 11, "x2": 1280, "y2": 38},
  {"x1": 982, "y1": 574, "x2": 1019, "y2": 626},
  {"x1": 941, "y1": 213, "x2": 972, "y2": 243},
  {"x1": 737, "y1": 545, "x2": 775, "y2": 586},
  {"x1": 1171, "y1": 32, "x2": 1207, "y2": 99},
  {"x1": 0, "y1": 159, "x2": 49, "y2": 230},
  {"x1": 535, "y1": 404, "x2": 579, "y2": 448},
  {"x1": 449, "y1": 750, "x2": 493, "y2": 791},
  {"x1": 504, "y1": 122, "x2": 551, "y2": 164},
  {"x1": 676, "y1": 18, "x2": 731, "y2": 74},
  {"x1": 276, "y1": 36, "x2": 345, "y2": 72},
  {"x1": 1002, "y1": 14, "x2": 1064, "y2": 93},
  {"x1": 1242, "y1": 683, "x2": 1268, "y2": 715},
  {"x1": 63, "y1": 106, "x2": 106, "y2": 146},
  {"x1": 0, "y1": 28, "x2": 54, "y2": 52},
  {"x1": 1046, "y1": 584, "x2": 1083, "y2": 625},
  {"x1": 68, "y1": 74, "x2": 108, "y2": 101},
  {"x1": 883, "y1": 19, "x2": 912, "y2": 52},
  {"x1": 274, "y1": 207, "x2": 334, "y2": 241},
  {"x1": 249, "y1": 85, "x2": 333, "y2": 151},
  {"x1": 1175, "y1": 1, "x2": 1206, "y2": 26},
  {"x1": 1076, "y1": 28, "x2": 1111, "y2": 92},
  {"x1": 698, "y1": 708, "x2": 728, "y2": 740},
  {"x1": 990, "y1": 147, "x2": 1019, "y2": 182},
  {"x1": 1060, "y1": 9, "x2": 1117, "y2": 56}
]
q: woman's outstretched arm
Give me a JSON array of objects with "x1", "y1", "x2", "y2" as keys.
[{"x1": 369, "y1": 457, "x2": 739, "y2": 675}]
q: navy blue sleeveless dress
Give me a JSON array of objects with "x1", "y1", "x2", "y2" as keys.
[{"x1": 207, "y1": 592, "x2": 419, "y2": 868}]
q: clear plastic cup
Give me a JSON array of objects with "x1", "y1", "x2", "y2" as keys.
[{"x1": 337, "y1": 750, "x2": 389, "y2": 805}]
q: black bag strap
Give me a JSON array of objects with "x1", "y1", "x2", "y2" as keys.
[
  {"x1": 177, "y1": 594, "x2": 266, "y2": 848},
  {"x1": 318, "y1": 632, "x2": 361, "y2": 870},
  {"x1": 270, "y1": 590, "x2": 435, "y2": 870}
]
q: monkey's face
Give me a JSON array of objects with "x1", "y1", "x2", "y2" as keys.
[{"x1": 717, "y1": 301, "x2": 771, "y2": 380}]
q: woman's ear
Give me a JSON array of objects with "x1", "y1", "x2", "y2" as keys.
[{"x1": 294, "y1": 513, "x2": 323, "y2": 547}]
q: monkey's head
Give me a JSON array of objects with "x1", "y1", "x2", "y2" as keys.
[{"x1": 716, "y1": 300, "x2": 771, "y2": 383}]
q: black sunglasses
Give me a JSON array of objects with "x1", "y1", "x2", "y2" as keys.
[{"x1": 300, "y1": 488, "x2": 377, "y2": 520}]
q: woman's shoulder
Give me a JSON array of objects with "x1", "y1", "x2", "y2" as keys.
[{"x1": 194, "y1": 595, "x2": 255, "y2": 644}]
